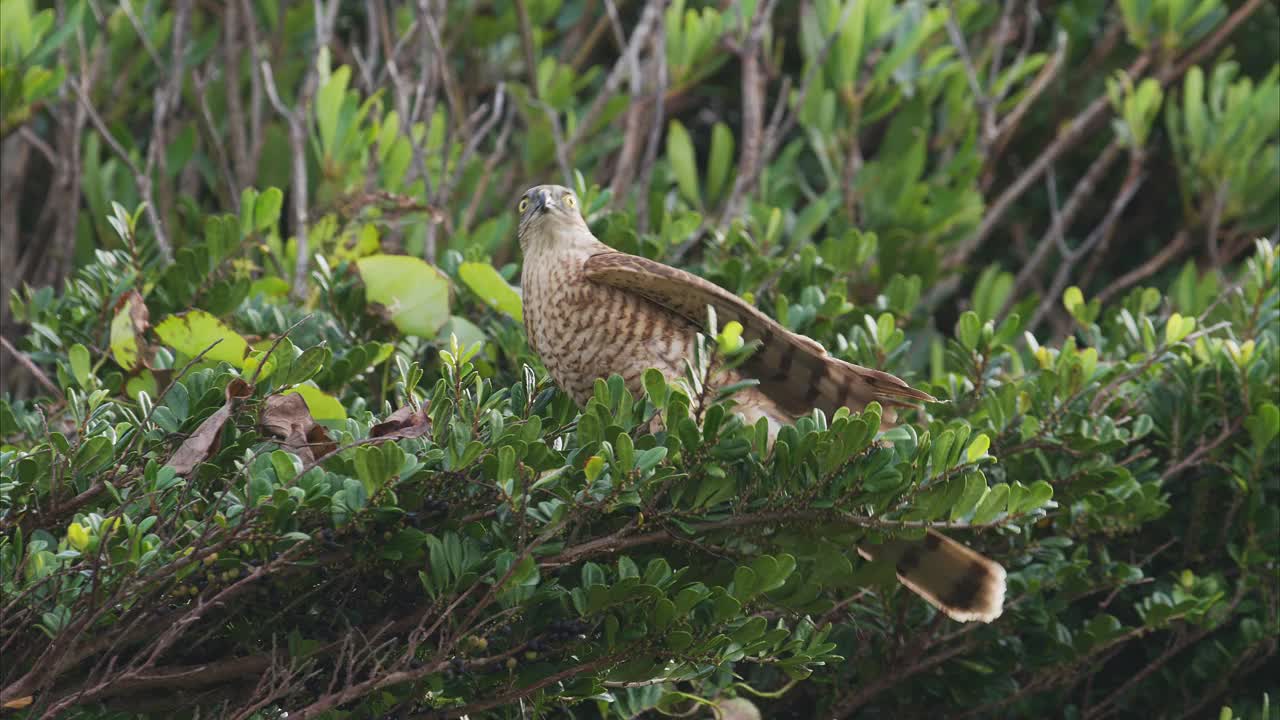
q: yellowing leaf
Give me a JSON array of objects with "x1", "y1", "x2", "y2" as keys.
[
  {"x1": 966, "y1": 433, "x2": 991, "y2": 463},
  {"x1": 109, "y1": 291, "x2": 149, "y2": 372},
  {"x1": 67, "y1": 521, "x2": 89, "y2": 551},
  {"x1": 284, "y1": 383, "x2": 347, "y2": 421},
  {"x1": 1165, "y1": 312, "x2": 1196, "y2": 344},
  {"x1": 154, "y1": 310, "x2": 250, "y2": 367},
  {"x1": 717, "y1": 321, "x2": 744, "y2": 353},
  {"x1": 1062, "y1": 286, "x2": 1084, "y2": 314},
  {"x1": 585, "y1": 455, "x2": 605, "y2": 482},
  {"x1": 458, "y1": 261, "x2": 523, "y2": 322},
  {"x1": 355, "y1": 254, "x2": 451, "y2": 337}
]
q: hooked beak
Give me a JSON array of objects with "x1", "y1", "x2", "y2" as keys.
[{"x1": 532, "y1": 189, "x2": 556, "y2": 214}]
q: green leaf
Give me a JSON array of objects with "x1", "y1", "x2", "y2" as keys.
[
  {"x1": 1063, "y1": 286, "x2": 1085, "y2": 315},
  {"x1": 438, "y1": 315, "x2": 487, "y2": 351},
  {"x1": 282, "y1": 345, "x2": 331, "y2": 387},
  {"x1": 271, "y1": 450, "x2": 302, "y2": 484},
  {"x1": 1018, "y1": 480, "x2": 1054, "y2": 514},
  {"x1": 951, "y1": 472, "x2": 988, "y2": 521},
  {"x1": 956, "y1": 311, "x2": 981, "y2": 351},
  {"x1": 1245, "y1": 402, "x2": 1279, "y2": 450},
  {"x1": 354, "y1": 444, "x2": 387, "y2": 496},
  {"x1": 154, "y1": 311, "x2": 250, "y2": 367},
  {"x1": 712, "y1": 591, "x2": 741, "y2": 621},
  {"x1": 68, "y1": 343, "x2": 91, "y2": 388},
  {"x1": 966, "y1": 433, "x2": 991, "y2": 463},
  {"x1": 315, "y1": 65, "x2": 351, "y2": 156},
  {"x1": 355, "y1": 254, "x2": 452, "y2": 337},
  {"x1": 971, "y1": 266, "x2": 1013, "y2": 322},
  {"x1": 652, "y1": 598, "x2": 676, "y2": 631},
  {"x1": 732, "y1": 565, "x2": 757, "y2": 601},
  {"x1": 705, "y1": 121, "x2": 735, "y2": 204},
  {"x1": 971, "y1": 483, "x2": 1010, "y2": 525},
  {"x1": 666, "y1": 630, "x2": 694, "y2": 652},
  {"x1": 751, "y1": 554, "x2": 796, "y2": 593},
  {"x1": 74, "y1": 435, "x2": 113, "y2": 473},
  {"x1": 666, "y1": 119, "x2": 701, "y2": 206},
  {"x1": 1164, "y1": 312, "x2": 1195, "y2": 344},
  {"x1": 458, "y1": 262, "x2": 523, "y2": 322},
  {"x1": 254, "y1": 187, "x2": 284, "y2": 232}
]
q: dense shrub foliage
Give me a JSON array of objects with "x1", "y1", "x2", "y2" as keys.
[{"x1": 1, "y1": 1, "x2": 1277, "y2": 718}]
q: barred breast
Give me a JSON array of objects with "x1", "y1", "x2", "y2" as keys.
[{"x1": 522, "y1": 248, "x2": 697, "y2": 406}]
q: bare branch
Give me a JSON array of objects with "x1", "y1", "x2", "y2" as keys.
[{"x1": 1000, "y1": 138, "x2": 1124, "y2": 320}]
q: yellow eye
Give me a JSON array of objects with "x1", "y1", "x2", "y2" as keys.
[
  {"x1": 518, "y1": 198, "x2": 530, "y2": 213},
  {"x1": 563, "y1": 193, "x2": 577, "y2": 208}
]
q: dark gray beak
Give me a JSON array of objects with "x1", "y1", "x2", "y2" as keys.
[{"x1": 533, "y1": 188, "x2": 555, "y2": 214}]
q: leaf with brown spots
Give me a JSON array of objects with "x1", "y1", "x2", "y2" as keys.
[
  {"x1": 110, "y1": 289, "x2": 151, "y2": 372},
  {"x1": 166, "y1": 378, "x2": 252, "y2": 475},
  {"x1": 368, "y1": 405, "x2": 432, "y2": 440},
  {"x1": 259, "y1": 393, "x2": 337, "y2": 463}
]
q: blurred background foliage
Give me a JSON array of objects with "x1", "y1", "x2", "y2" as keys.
[{"x1": 0, "y1": 0, "x2": 1277, "y2": 718}]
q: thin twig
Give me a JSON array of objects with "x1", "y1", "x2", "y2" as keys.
[
  {"x1": 513, "y1": 0, "x2": 540, "y2": 100},
  {"x1": 634, "y1": 8, "x2": 667, "y2": 233},
  {"x1": 0, "y1": 336, "x2": 63, "y2": 401},
  {"x1": 1095, "y1": 230, "x2": 1190, "y2": 306},
  {"x1": 720, "y1": 0, "x2": 780, "y2": 222},
  {"x1": 950, "y1": 0, "x2": 1264, "y2": 273},
  {"x1": 1001, "y1": 138, "x2": 1124, "y2": 320},
  {"x1": 1027, "y1": 170, "x2": 1147, "y2": 334},
  {"x1": 944, "y1": 53, "x2": 1149, "y2": 272},
  {"x1": 568, "y1": 0, "x2": 661, "y2": 155},
  {"x1": 68, "y1": 78, "x2": 173, "y2": 263}
]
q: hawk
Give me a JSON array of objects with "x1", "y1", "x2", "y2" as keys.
[{"x1": 517, "y1": 184, "x2": 1005, "y2": 623}]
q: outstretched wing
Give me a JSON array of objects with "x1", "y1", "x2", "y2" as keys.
[{"x1": 582, "y1": 251, "x2": 934, "y2": 420}]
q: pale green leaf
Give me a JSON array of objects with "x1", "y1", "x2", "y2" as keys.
[
  {"x1": 458, "y1": 262, "x2": 523, "y2": 321},
  {"x1": 355, "y1": 254, "x2": 452, "y2": 337},
  {"x1": 154, "y1": 311, "x2": 250, "y2": 368}
]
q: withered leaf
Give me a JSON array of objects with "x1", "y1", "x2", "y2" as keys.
[
  {"x1": 166, "y1": 378, "x2": 252, "y2": 475},
  {"x1": 368, "y1": 405, "x2": 432, "y2": 440},
  {"x1": 260, "y1": 392, "x2": 337, "y2": 464},
  {"x1": 2, "y1": 695, "x2": 34, "y2": 709}
]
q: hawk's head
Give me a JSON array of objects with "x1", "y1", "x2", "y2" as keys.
[{"x1": 516, "y1": 184, "x2": 587, "y2": 249}]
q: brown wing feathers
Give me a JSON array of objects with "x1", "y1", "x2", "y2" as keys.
[
  {"x1": 582, "y1": 251, "x2": 935, "y2": 423},
  {"x1": 856, "y1": 529, "x2": 1006, "y2": 623},
  {"x1": 578, "y1": 250, "x2": 1005, "y2": 624}
]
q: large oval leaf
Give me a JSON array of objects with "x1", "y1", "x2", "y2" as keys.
[
  {"x1": 355, "y1": 254, "x2": 451, "y2": 337},
  {"x1": 457, "y1": 262, "x2": 523, "y2": 322},
  {"x1": 154, "y1": 310, "x2": 249, "y2": 367}
]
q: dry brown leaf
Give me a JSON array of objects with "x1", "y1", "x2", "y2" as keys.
[
  {"x1": 260, "y1": 393, "x2": 337, "y2": 463},
  {"x1": 166, "y1": 378, "x2": 251, "y2": 475},
  {"x1": 118, "y1": 288, "x2": 150, "y2": 333},
  {"x1": 368, "y1": 405, "x2": 432, "y2": 440},
  {"x1": 2, "y1": 695, "x2": 34, "y2": 709}
]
